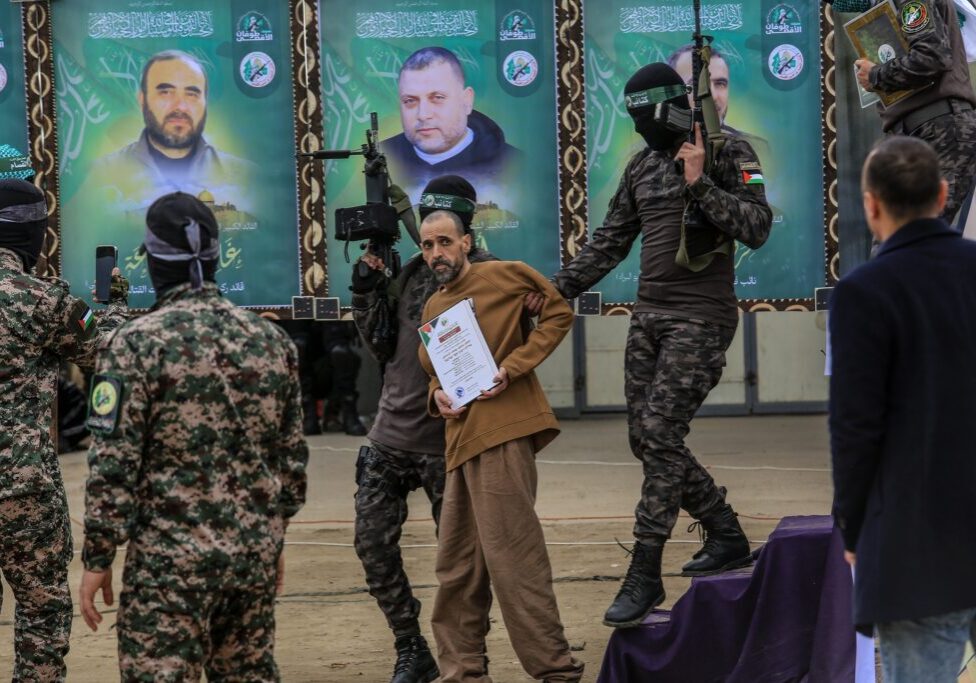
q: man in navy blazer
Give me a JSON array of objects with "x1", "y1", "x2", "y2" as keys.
[{"x1": 830, "y1": 135, "x2": 976, "y2": 683}]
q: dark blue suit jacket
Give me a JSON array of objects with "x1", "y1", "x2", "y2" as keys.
[{"x1": 830, "y1": 218, "x2": 976, "y2": 630}]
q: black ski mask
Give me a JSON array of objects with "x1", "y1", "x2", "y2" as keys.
[
  {"x1": 0, "y1": 179, "x2": 47, "y2": 273},
  {"x1": 624, "y1": 63, "x2": 692, "y2": 151},
  {"x1": 143, "y1": 192, "x2": 220, "y2": 297},
  {"x1": 419, "y1": 175, "x2": 478, "y2": 233}
]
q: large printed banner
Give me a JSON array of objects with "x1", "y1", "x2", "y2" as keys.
[
  {"x1": 54, "y1": 1, "x2": 302, "y2": 308},
  {"x1": 0, "y1": 3, "x2": 28, "y2": 158},
  {"x1": 585, "y1": 1, "x2": 825, "y2": 304},
  {"x1": 320, "y1": 0, "x2": 561, "y2": 304}
]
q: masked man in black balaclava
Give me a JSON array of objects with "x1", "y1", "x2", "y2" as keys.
[
  {"x1": 350, "y1": 175, "x2": 497, "y2": 683},
  {"x1": 529, "y1": 63, "x2": 774, "y2": 628},
  {"x1": 0, "y1": 177, "x2": 128, "y2": 680},
  {"x1": 78, "y1": 191, "x2": 308, "y2": 679}
]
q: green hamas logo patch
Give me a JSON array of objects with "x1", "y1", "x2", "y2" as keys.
[
  {"x1": 236, "y1": 11, "x2": 273, "y2": 42},
  {"x1": 765, "y1": 4, "x2": 802, "y2": 35},
  {"x1": 86, "y1": 374, "x2": 124, "y2": 435},
  {"x1": 499, "y1": 10, "x2": 537, "y2": 41}
]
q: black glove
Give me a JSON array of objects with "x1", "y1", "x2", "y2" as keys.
[{"x1": 350, "y1": 260, "x2": 386, "y2": 294}]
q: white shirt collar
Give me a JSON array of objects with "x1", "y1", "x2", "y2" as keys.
[{"x1": 413, "y1": 128, "x2": 474, "y2": 164}]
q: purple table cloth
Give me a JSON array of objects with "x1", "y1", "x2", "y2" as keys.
[{"x1": 597, "y1": 515, "x2": 857, "y2": 683}]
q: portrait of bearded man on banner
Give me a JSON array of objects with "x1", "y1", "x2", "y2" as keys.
[
  {"x1": 85, "y1": 49, "x2": 256, "y2": 217},
  {"x1": 381, "y1": 45, "x2": 521, "y2": 202}
]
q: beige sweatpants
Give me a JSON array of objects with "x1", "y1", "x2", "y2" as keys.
[{"x1": 430, "y1": 437, "x2": 584, "y2": 683}]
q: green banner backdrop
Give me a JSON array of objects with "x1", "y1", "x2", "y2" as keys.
[
  {"x1": 0, "y1": 4, "x2": 28, "y2": 157},
  {"x1": 584, "y1": 1, "x2": 826, "y2": 305},
  {"x1": 319, "y1": 0, "x2": 561, "y2": 304},
  {"x1": 54, "y1": 1, "x2": 302, "y2": 308}
]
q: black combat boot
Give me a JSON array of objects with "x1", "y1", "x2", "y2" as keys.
[
  {"x1": 340, "y1": 394, "x2": 368, "y2": 436},
  {"x1": 603, "y1": 539, "x2": 666, "y2": 628},
  {"x1": 681, "y1": 504, "x2": 752, "y2": 576},
  {"x1": 391, "y1": 634, "x2": 439, "y2": 683}
]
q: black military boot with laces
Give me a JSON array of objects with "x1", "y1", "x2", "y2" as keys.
[
  {"x1": 390, "y1": 634, "x2": 439, "y2": 683},
  {"x1": 681, "y1": 503, "x2": 752, "y2": 576},
  {"x1": 603, "y1": 539, "x2": 666, "y2": 628}
]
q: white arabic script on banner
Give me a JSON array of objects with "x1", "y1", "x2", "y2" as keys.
[
  {"x1": 355, "y1": 11, "x2": 479, "y2": 39},
  {"x1": 620, "y1": 5, "x2": 743, "y2": 33},
  {"x1": 88, "y1": 11, "x2": 214, "y2": 39}
]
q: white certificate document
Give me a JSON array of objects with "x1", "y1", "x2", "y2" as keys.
[{"x1": 419, "y1": 298, "x2": 500, "y2": 410}]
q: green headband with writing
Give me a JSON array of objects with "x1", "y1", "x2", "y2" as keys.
[
  {"x1": 420, "y1": 192, "x2": 477, "y2": 215},
  {"x1": 624, "y1": 84, "x2": 691, "y2": 111},
  {"x1": 0, "y1": 154, "x2": 34, "y2": 180}
]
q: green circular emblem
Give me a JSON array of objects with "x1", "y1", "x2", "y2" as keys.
[
  {"x1": 902, "y1": 2, "x2": 930, "y2": 34},
  {"x1": 91, "y1": 381, "x2": 118, "y2": 417},
  {"x1": 503, "y1": 51, "x2": 538, "y2": 87}
]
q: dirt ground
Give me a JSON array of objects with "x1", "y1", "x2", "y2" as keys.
[{"x1": 0, "y1": 415, "x2": 835, "y2": 682}]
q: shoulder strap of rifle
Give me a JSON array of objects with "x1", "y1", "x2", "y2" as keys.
[{"x1": 388, "y1": 183, "x2": 421, "y2": 247}]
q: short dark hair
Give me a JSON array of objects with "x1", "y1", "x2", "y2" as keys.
[
  {"x1": 422, "y1": 210, "x2": 466, "y2": 237},
  {"x1": 399, "y1": 46, "x2": 466, "y2": 85},
  {"x1": 666, "y1": 44, "x2": 727, "y2": 71},
  {"x1": 862, "y1": 136, "x2": 942, "y2": 219},
  {"x1": 140, "y1": 50, "x2": 208, "y2": 96}
]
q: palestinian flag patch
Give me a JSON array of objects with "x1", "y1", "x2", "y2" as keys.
[
  {"x1": 78, "y1": 307, "x2": 95, "y2": 332},
  {"x1": 66, "y1": 299, "x2": 97, "y2": 340},
  {"x1": 742, "y1": 171, "x2": 765, "y2": 186}
]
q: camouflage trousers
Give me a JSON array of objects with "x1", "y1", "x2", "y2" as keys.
[
  {"x1": 0, "y1": 490, "x2": 72, "y2": 683},
  {"x1": 116, "y1": 581, "x2": 278, "y2": 682},
  {"x1": 904, "y1": 107, "x2": 976, "y2": 223},
  {"x1": 354, "y1": 440, "x2": 445, "y2": 637},
  {"x1": 624, "y1": 312, "x2": 736, "y2": 540}
]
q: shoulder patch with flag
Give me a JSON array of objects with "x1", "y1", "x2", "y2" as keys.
[
  {"x1": 738, "y1": 160, "x2": 765, "y2": 186},
  {"x1": 66, "y1": 298, "x2": 97, "y2": 340}
]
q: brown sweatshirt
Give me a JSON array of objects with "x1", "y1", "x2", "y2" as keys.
[{"x1": 419, "y1": 261, "x2": 574, "y2": 471}]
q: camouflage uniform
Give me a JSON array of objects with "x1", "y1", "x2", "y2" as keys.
[
  {"x1": 83, "y1": 282, "x2": 308, "y2": 681},
  {"x1": 352, "y1": 441, "x2": 445, "y2": 635},
  {"x1": 0, "y1": 247, "x2": 127, "y2": 681},
  {"x1": 553, "y1": 137, "x2": 772, "y2": 541},
  {"x1": 351, "y1": 250, "x2": 493, "y2": 636}
]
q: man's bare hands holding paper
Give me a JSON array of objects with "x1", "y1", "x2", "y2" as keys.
[
  {"x1": 434, "y1": 389, "x2": 467, "y2": 418},
  {"x1": 477, "y1": 367, "x2": 509, "y2": 400}
]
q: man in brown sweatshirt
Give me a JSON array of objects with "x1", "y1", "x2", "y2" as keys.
[{"x1": 417, "y1": 211, "x2": 583, "y2": 682}]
